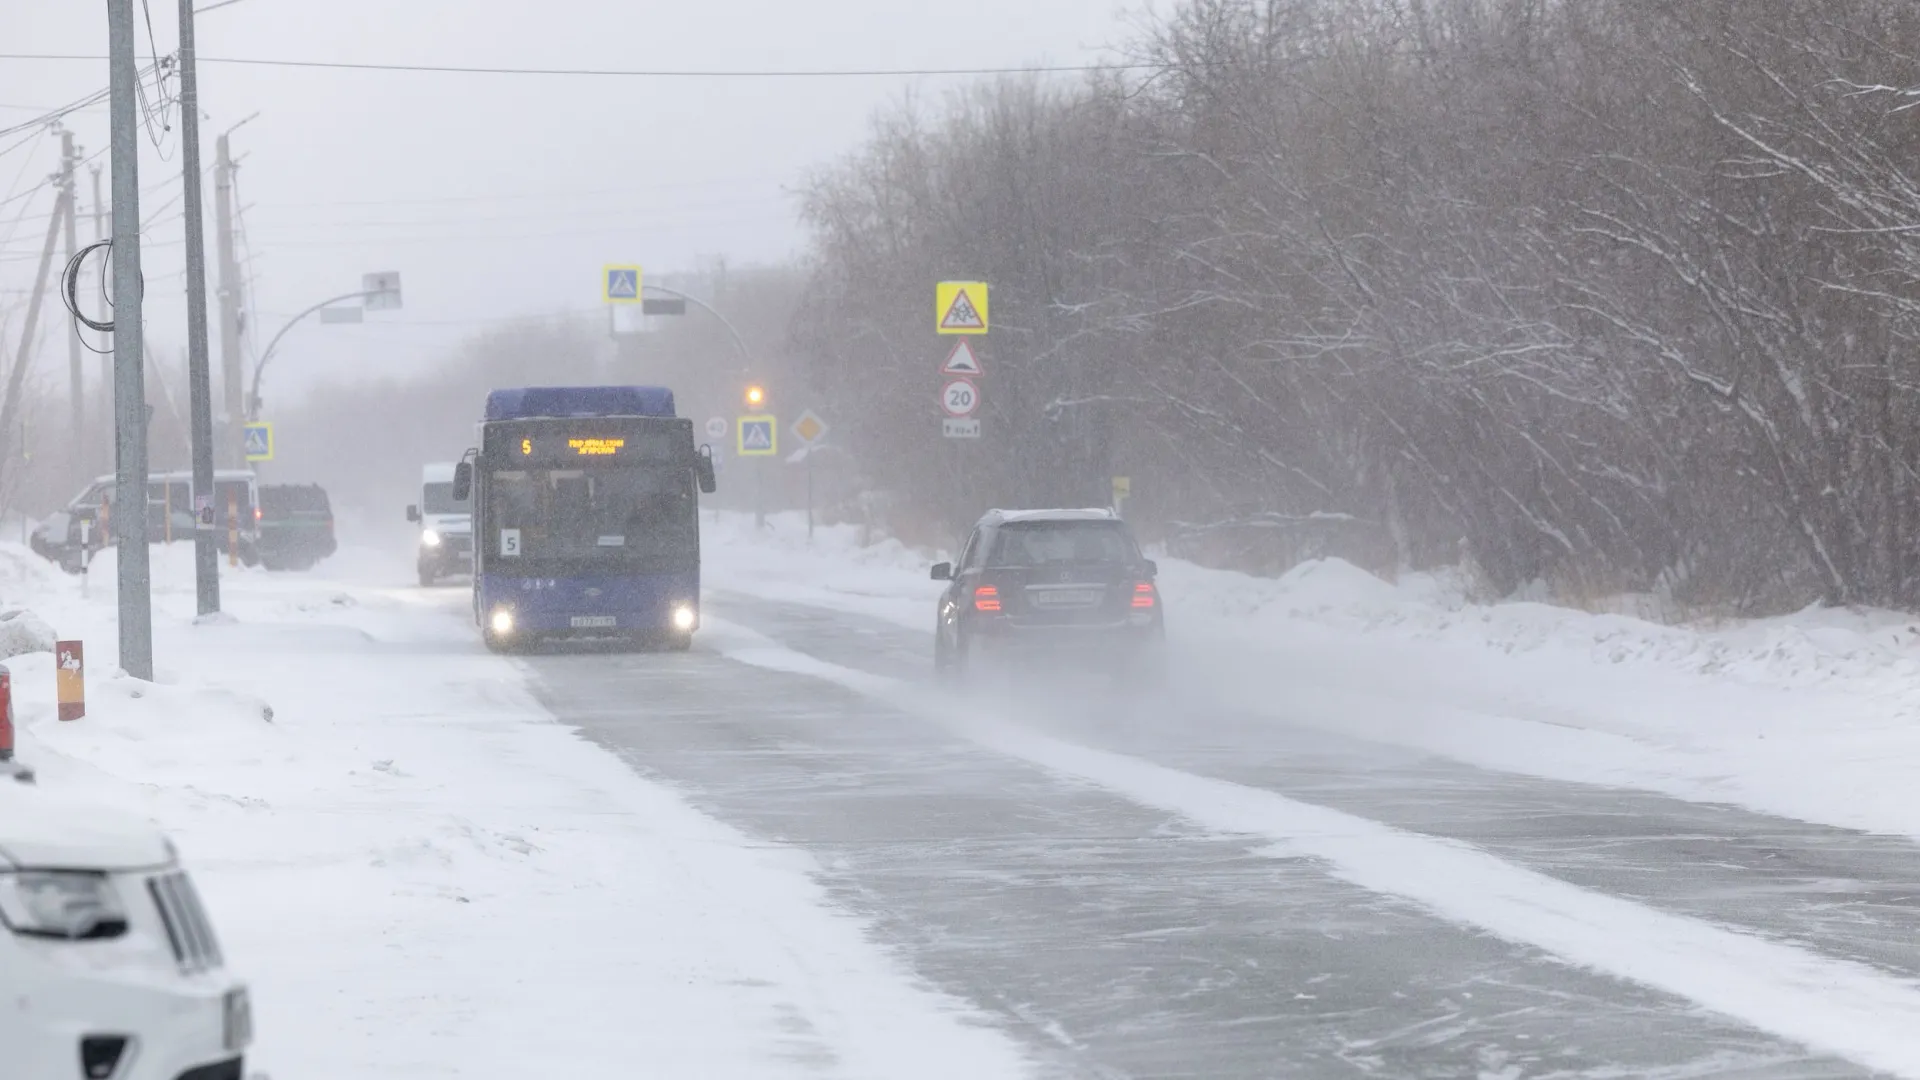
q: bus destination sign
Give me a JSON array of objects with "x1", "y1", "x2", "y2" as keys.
[
  {"x1": 518, "y1": 436, "x2": 627, "y2": 457},
  {"x1": 486, "y1": 422, "x2": 689, "y2": 466}
]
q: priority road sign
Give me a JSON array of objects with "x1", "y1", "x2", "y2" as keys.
[
  {"x1": 738, "y1": 415, "x2": 777, "y2": 456},
  {"x1": 603, "y1": 264, "x2": 643, "y2": 304},
  {"x1": 243, "y1": 421, "x2": 274, "y2": 462},
  {"x1": 705, "y1": 417, "x2": 728, "y2": 439},
  {"x1": 940, "y1": 340, "x2": 983, "y2": 377},
  {"x1": 941, "y1": 378, "x2": 979, "y2": 418},
  {"x1": 936, "y1": 281, "x2": 989, "y2": 335},
  {"x1": 792, "y1": 410, "x2": 828, "y2": 446}
]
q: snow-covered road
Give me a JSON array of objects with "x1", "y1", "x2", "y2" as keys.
[
  {"x1": 15, "y1": 516, "x2": 1920, "y2": 1078},
  {"x1": 526, "y1": 588, "x2": 1920, "y2": 1079}
]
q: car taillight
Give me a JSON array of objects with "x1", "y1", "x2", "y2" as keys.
[
  {"x1": 973, "y1": 586, "x2": 1001, "y2": 612},
  {"x1": 1132, "y1": 582, "x2": 1157, "y2": 609}
]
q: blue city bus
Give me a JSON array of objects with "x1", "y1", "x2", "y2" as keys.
[{"x1": 453, "y1": 386, "x2": 717, "y2": 652}]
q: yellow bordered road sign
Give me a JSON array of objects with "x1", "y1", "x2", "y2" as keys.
[
  {"x1": 604, "y1": 265, "x2": 643, "y2": 303},
  {"x1": 243, "y1": 422, "x2": 274, "y2": 462},
  {"x1": 936, "y1": 281, "x2": 989, "y2": 335},
  {"x1": 737, "y1": 415, "x2": 777, "y2": 456}
]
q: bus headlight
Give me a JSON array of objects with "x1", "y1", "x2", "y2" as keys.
[
  {"x1": 489, "y1": 608, "x2": 515, "y2": 635},
  {"x1": 672, "y1": 604, "x2": 697, "y2": 632},
  {"x1": 421, "y1": 529, "x2": 442, "y2": 548}
]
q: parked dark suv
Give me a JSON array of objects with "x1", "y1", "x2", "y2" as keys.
[
  {"x1": 931, "y1": 508, "x2": 1165, "y2": 682},
  {"x1": 256, "y1": 483, "x2": 337, "y2": 571}
]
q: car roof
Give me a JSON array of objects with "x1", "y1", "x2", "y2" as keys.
[
  {"x1": 90, "y1": 470, "x2": 254, "y2": 484},
  {"x1": 979, "y1": 507, "x2": 1121, "y2": 526}
]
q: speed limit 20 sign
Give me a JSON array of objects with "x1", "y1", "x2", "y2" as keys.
[{"x1": 941, "y1": 378, "x2": 980, "y2": 417}]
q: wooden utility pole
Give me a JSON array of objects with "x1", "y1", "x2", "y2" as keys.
[{"x1": 0, "y1": 185, "x2": 72, "y2": 499}]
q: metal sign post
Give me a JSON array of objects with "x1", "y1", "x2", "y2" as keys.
[{"x1": 791, "y1": 411, "x2": 829, "y2": 542}]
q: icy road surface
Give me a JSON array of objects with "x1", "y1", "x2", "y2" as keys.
[{"x1": 523, "y1": 590, "x2": 1920, "y2": 1079}]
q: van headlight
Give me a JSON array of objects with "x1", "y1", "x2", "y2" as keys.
[
  {"x1": 421, "y1": 529, "x2": 443, "y2": 548},
  {"x1": 672, "y1": 604, "x2": 696, "y2": 631},
  {"x1": 489, "y1": 608, "x2": 515, "y2": 635},
  {"x1": 0, "y1": 870, "x2": 129, "y2": 940}
]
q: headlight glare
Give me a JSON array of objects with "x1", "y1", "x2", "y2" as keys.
[
  {"x1": 489, "y1": 608, "x2": 514, "y2": 635},
  {"x1": 672, "y1": 604, "x2": 697, "y2": 631},
  {"x1": 421, "y1": 529, "x2": 443, "y2": 548},
  {"x1": 0, "y1": 871, "x2": 129, "y2": 939}
]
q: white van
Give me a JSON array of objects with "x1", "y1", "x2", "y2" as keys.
[
  {"x1": 0, "y1": 778, "x2": 253, "y2": 1079},
  {"x1": 32, "y1": 471, "x2": 263, "y2": 572},
  {"x1": 406, "y1": 462, "x2": 472, "y2": 586}
]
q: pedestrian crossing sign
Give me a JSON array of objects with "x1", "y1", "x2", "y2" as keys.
[
  {"x1": 738, "y1": 415, "x2": 776, "y2": 456},
  {"x1": 243, "y1": 421, "x2": 273, "y2": 462},
  {"x1": 604, "y1": 264, "x2": 642, "y2": 304}
]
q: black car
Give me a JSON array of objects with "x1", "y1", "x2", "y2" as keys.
[
  {"x1": 256, "y1": 483, "x2": 337, "y2": 571},
  {"x1": 931, "y1": 508, "x2": 1165, "y2": 682}
]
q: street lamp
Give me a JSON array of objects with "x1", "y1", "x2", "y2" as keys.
[{"x1": 247, "y1": 272, "x2": 400, "y2": 420}]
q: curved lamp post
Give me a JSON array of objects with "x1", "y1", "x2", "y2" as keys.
[{"x1": 245, "y1": 290, "x2": 373, "y2": 420}]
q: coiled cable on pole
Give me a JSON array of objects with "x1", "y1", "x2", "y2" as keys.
[{"x1": 61, "y1": 238, "x2": 119, "y2": 336}]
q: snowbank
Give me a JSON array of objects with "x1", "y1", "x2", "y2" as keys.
[{"x1": 2, "y1": 539, "x2": 1030, "y2": 1079}]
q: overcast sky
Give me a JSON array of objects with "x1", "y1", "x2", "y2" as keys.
[{"x1": 0, "y1": 0, "x2": 1134, "y2": 407}]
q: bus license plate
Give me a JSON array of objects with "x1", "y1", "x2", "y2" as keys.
[{"x1": 571, "y1": 615, "x2": 616, "y2": 628}]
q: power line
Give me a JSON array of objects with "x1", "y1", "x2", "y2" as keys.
[
  {"x1": 243, "y1": 195, "x2": 795, "y2": 232},
  {"x1": 0, "y1": 59, "x2": 171, "y2": 142},
  {"x1": 5, "y1": 166, "x2": 195, "y2": 225},
  {"x1": 258, "y1": 175, "x2": 777, "y2": 209},
  {"x1": 0, "y1": 53, "x2": 1134, "y2": 79}
]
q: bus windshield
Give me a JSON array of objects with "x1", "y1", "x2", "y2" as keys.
[{"x1": 483, "y1": 465, "x2": 694, "y2": 569}]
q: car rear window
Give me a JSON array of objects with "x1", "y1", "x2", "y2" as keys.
[
  {"x1": 987, "y1": 521, "x2": 1138, "y2": 567},
  {"x1": 261, "y1": 485, "x2": 330, "y2": 513}
]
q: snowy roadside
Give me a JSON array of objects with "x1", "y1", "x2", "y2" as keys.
[
  {"x1": 2, "y1": 541, "x2": 1028, "y2": 1079},
  {"x1": 703, "y1": 511, "x2": 1920, "y2": 842}
]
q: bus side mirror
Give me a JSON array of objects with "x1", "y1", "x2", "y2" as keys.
[
  {"x1": 695, "y1": 445, "x2": 717, "y2": 494},
  {"x1": 451, "y1": 462, "x2": 473, "y2": 501},
  {"x1": 405, "y1": 504, "x2": 420, "y2": 523}
]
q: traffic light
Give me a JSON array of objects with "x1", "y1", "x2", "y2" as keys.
[{"x1": 744, "y1": 384, "x2": 766, "y2": 409}]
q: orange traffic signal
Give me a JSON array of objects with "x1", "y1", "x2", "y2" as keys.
[{"x1": 744, "y1": 385, "x2": 766, "y2": 408}]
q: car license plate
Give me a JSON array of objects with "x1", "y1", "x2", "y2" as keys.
[
  {"x1": 223, "y1": 987, "x2": 252, "y2": 1051},
  {"x1": 1031, "y1": 588, "x2": 1102, "y2": 607},
  {"x1": 571, "y1": 615, "x2": 617, "y2": 628}
]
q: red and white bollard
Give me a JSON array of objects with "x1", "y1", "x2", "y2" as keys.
[
  {"x1": 56, "y1": 641, "x2": 83, "y2": 722},
  {"x1": 0, "y1": 663, "x2": 15, "y2": 762}
]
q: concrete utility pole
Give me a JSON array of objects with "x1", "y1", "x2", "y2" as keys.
[
  {"x1": 90, "y1": 163, "x2": 109, "y2": 476},
  {"x1": 213, "y1": 132, "x2": 242, "y2": 468},
  {"x1": 177, "y1": 0, "x2": 220, "y2": 615},
  {"x1": 58, "y1": 129, "x2": 83, "y2": 489},
  {"x1": 107, "y1": 0, "x2": 153, "y2": 679}
]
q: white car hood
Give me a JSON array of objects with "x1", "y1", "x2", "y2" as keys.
[{"x1": 0, "y1": 783, "x2": 174, "y2": 870}]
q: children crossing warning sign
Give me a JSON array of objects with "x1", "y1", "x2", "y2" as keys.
[{"x1": 936, "y1": 281, "x2": 989, "y2": 335}]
